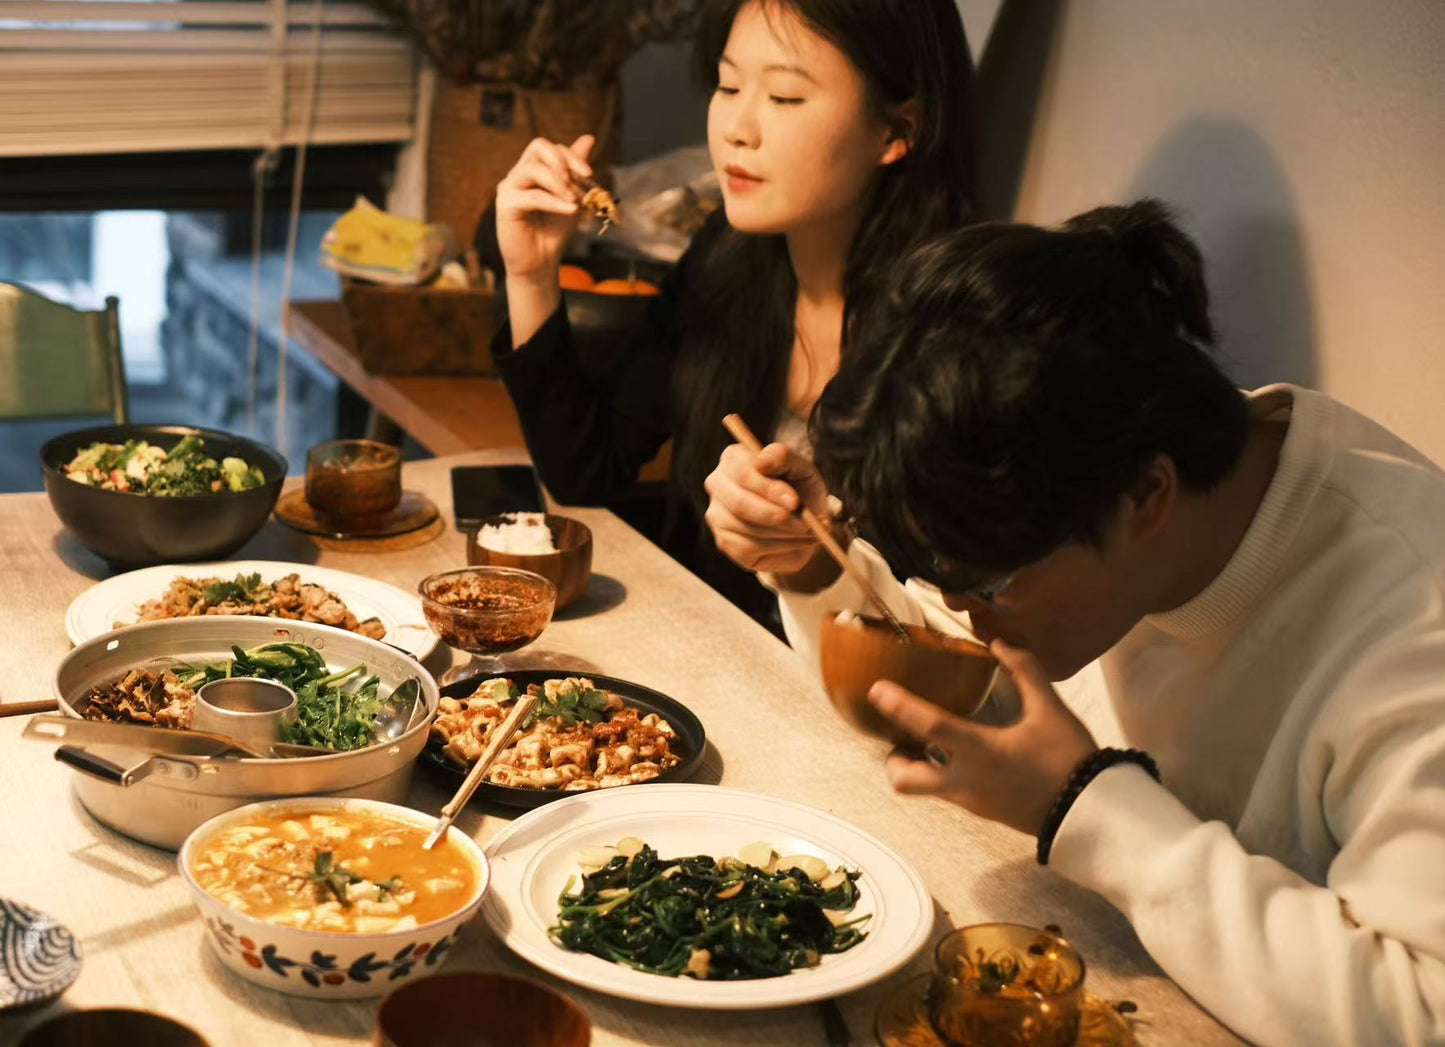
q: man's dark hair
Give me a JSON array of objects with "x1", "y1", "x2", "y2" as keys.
[{"x1": 810, "y1": 199, "x2": 1251, "y2": 589}]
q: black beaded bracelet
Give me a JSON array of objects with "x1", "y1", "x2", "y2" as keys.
[{"x1": 1036, "y1": 747, "x2": 1160, "y2": 866}]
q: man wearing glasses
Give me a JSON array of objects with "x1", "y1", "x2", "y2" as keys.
[{"x1": 702, "y1": 202, "x2": 1445, "y2": 1045}]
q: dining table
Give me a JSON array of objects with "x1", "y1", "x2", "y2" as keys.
[{"x1": 0, "y1": 449, "x2": 1241, "y2": 1046}]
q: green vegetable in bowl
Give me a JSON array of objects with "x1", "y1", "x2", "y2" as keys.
[
  {"x1": 172, "y1": 641, "x2": 384, "y2": 751},
  {"x1": 63, "y1": 434, "x2": 264, "y2": 495}
]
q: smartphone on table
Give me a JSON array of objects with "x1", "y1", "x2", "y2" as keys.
[{"x1": 450, "y1": 465, "x2": 547, "y2": 532}]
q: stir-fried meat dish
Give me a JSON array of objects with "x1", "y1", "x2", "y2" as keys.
[
  {"x1": 82, "y1": 668, "x2": 196, "y2": 729},
  {"x1": 130, "y1": 572, "x2": 385, "y2": 639},
  {"x1": 430, "y1": 676, "x2": 683, "y2": 791},
  {"x1": 581, "y1": 185, "x2": 619, "y2": 233}
]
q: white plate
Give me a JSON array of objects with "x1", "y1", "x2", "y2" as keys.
[
  {"x1": 65, "y1": 560, "x2": 437, "y2": 661},
  {"x1": 482, "y1": 783, "x2": 934, "y2": 1010}
]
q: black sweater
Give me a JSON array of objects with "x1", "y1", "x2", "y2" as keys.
[{"x1": 490, "y1": 217, "x2": 780, "y2": 625}]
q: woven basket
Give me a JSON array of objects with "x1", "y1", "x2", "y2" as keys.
[
  {"x1": 426, "y1": 78, "x2": 619, "y2": 245},
  {"x1": 341, "y1": 279, "x2": 499, "y2": 375}
]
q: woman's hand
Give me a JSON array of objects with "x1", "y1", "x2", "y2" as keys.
[
  {"x1": 704, "y1": 441, "x2": 836, "y2": 577},
  {"x1": 495, "y1": 134, "x2": 595, "y2": 282},
  {"x1": 866, "y1": 640, "x2": 1098, "y2": 836}
]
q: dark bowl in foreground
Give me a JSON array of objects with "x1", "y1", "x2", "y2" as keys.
[
  {"x1": 375, "y1": 971, "x2": 591, "y2": 1047},
  {"x1": 40, "y1": 423, "x2": 287, "y2": 568}
]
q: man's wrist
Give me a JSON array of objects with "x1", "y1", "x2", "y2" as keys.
[{"x1": 1036, "y1": 748, "x2": 1159, "y2": 865}]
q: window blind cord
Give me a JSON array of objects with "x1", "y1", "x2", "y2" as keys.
[
  {"x1": 276, "y1": 0, "x2": 326, "y2": 454},
  {"x1": 245, "y1": 147, "x2": 280, "y2": 438}
]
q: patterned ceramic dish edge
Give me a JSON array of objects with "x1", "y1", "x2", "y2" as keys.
[
  {"x1": 0, "y1": 898, "x2": 82, "y2": 1010},
  {"x1": 177, "y1": 797, "x2": 489, "y2": 1000}
]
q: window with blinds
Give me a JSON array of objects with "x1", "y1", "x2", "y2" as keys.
[{"x1": 0, "y1": 1, "x2": 418, "y2": 157}]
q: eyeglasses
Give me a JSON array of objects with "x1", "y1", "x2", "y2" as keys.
[
  {"x1": 927, "y1": 554, "x2": 1021, "y2": 613},
  {"x1": 962, "y1": 570, "x2": 1019, "y2": 609}
]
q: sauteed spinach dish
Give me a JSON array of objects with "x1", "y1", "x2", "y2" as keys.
[{"x1": 550, "y1": 839, "x2": 869, "y2": 979}]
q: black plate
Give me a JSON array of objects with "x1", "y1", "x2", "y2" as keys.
[{"x1": 420, "y1": 670, "x2": 707, "y2": 809}]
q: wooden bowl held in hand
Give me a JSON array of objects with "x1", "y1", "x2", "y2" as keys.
[
  {"x1": 819, "y1": 613, "x2": 998, "y2": 742},
  {"x1": 466, "y1": 514, "x2": 593, "y2": 610},
  {"x1": 375, "y1": 971, "x2": 591, "y2": 1047}
]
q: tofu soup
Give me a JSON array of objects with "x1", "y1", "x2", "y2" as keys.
[{"x1": 191, "y1": 808, "x2": 478, "y2": 934}]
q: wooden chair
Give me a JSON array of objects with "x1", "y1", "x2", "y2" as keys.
[{"x1": 0, "y1": 282, "x2": 128, "y2": 422}]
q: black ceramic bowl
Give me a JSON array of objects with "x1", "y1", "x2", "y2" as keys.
[
  {"x1": 40, "y1": 424, "x2": 287, "y2": 568},
  {"x1": 559, "y1": 256, "x2": 673, "y2": 376}
]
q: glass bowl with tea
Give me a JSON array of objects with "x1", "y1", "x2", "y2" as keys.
[{"x1": 927, "y1": 923, "x2": 1085, "y2": 1047}]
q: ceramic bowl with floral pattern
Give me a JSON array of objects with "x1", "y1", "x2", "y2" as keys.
[{"x1": 178, "y1": 797, "x2": 489, "y2": 999}]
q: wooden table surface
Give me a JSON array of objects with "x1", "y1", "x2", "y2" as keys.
[
  {"x1": 287, "y1": 301, "x2": 670, "y2": 484},
  {"x1": 0, "y1": 452, "x2": 1238, "y2": 1046}
]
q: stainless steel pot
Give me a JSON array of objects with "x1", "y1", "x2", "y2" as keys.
[{"x1": 50, "y1": 617, "x2": 440, "y2": 850}]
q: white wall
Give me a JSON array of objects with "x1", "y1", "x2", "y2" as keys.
[{"x1": 995, "y1": 0, "x2": 1445, "y2": 462}]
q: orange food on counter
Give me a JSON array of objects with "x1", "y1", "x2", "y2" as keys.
[
  {"x1": 591, "y1": 278, "x2": 661, "y2": 297},
  {"x1": 559, "y1": 265, "x2": 596, "y2": 291}
]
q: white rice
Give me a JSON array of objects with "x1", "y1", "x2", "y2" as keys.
[{"x1": 475, "y1": 512, "x2": 556, "y2": 555}]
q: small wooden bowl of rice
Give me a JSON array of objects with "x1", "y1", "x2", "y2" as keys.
[{"x1": 465, "y1": 512, "x2": 593, "y2": 610}]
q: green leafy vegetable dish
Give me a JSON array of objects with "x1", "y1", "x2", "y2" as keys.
[
  {"x1": 83, "y1": 641, "x2": 394, "y2": 752},
  {"x1": 175, "y1": 642, "x2": 384, "y2": 751},
  {"x1": 549, "y1": 838, "x2": 869, "y2": 980},
  {"x1": 63, "y1": 434, "x2": 264, "y2": 495}
]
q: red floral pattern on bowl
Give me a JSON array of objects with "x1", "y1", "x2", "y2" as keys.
[
  {"x1": 178, "y1": 797, "x2": 490, "y2": 1000},
  {"x1": 207, "y1": 917, "x2": 457, "y2": 989}
]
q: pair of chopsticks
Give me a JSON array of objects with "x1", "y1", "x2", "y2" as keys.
[
  {"x1": 1, "y1": 700, "x2": 58, "y2": 718},
  {"x1": 423, "y1": 691, "x2": 539, "y2": 850},
  {"x1": 721, "y1": 414, "x2": 911, "y2": 645}
]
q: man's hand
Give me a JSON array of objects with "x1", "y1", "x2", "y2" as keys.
[{"x1": 867, "y1": 640, "x2": 1097, "y2": 836}]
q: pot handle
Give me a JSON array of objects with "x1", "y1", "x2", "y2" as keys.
[{"x1": 54, "y1": 745, "x2": 160, "y2": 787}]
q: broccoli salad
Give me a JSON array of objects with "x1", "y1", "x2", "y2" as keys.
[{"x1": 63, "y1": 435, "x2": 265, "y2": 496}]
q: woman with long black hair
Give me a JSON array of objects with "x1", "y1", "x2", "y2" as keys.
[{"x1": 490, "y1": 0, "x2": 975, "y2": 621}]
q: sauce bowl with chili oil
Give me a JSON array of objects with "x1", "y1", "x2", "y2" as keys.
[{"x1": 417, "y1": 567, "x2": 556, "y2": 686}]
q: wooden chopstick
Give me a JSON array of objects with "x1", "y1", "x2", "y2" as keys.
[
  {"x1": 423, "y1": 691, "x2": 540, "y2": 850},
  {"x1": 0, "y1": 700, "x2": 59, "y2": 718},
  {"x1": 721, "y1": 414, "x2": 913, "y2": 644}
]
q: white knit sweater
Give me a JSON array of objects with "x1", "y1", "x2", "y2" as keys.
[{"x1": 773, "y1": 386, "x2": 1445, "y2": 1045}]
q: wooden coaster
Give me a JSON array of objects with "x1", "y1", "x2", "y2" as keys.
[
  {"x1": 308, "y1": 514, "x2": 448, "y2": 554},
  {"x1": 275, "y1": 488, "x2": 440, "y2": 539},
  {"x1": 874, "y1": 974, "x2": 1136, "y2": 1047}
]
